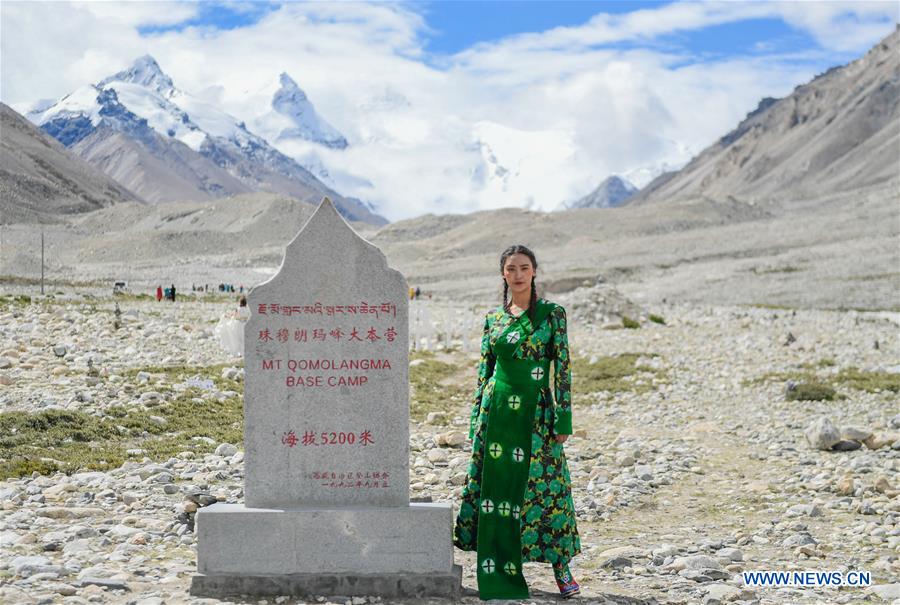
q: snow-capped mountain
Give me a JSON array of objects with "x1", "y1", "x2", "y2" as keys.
[
  {"x1": 244, "y1": 72, "x2": 357, "y2": 186},
  {"x1": 27, "y1": 83, "x2": 253, "y2": 204},
  {"x1": 94, "y1": 55, "x2": 206, "y2": 150},
  {"x1": 94, "y1": 56, "x2": 328, "y2": 190},
  {"x1": 34, "y1": 84, "x2": 163, "y2": 148},
  {"x1": 469, "y1": 121, "x2": 583, "y2": 211},
  {"x1": 99, "y1": 54, "x2": 175, "y2": 94},
  {"x1": 259, "y1": 73, "x2": 348, "y2": 149},
  {"x1": 26, "y1": 55, "x2": 386, "y2": 224},
  {"x1": 560, "y1": 175, "x2": 638, "y2": 210},
  {"x1": 231, "y1": 71, "x2": 386, "y2": 213}
]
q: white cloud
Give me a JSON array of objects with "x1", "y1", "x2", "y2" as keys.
[
  {"x1": 774, "y1": 0, "x2": 899, "y2": 52},
  {"x1": 74, "y1": 1, "x2": 199, "y2": 27},
  {"x1": 1, "y1": 1, "x2": 896, "y2": 221},
  {"x1": 0, "y1": 1, "x2": 176, "y2": 111}
]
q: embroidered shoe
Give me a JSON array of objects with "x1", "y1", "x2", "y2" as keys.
[{"x1": 553, "y1": 562, "x2": 581, "y2": 599}]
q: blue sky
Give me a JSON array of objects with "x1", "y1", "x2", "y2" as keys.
[
  {"x1": 137, "y1": 1, "x2": 281, "y2": 35},
  {"x1": 2, "y1": 1, "x2": 898, "y2": 219},
  {"x1": 412, "y1": 2, "x2": 671, "y2": 54},
  {"x1": 135, "y1": 1, "x2": 889, "y2": 66},
  {"x1": 418, "y1": 1, "x2": 791, "y2": 54}
]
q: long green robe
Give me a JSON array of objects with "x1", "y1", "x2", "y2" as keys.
[{"x1": 453, "y1": 298, "x2": 581, "y2": 599}]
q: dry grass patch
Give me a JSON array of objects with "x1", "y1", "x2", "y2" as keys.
[{"x1": 0, "y1": 364, "x2": 244, "y2": 479}]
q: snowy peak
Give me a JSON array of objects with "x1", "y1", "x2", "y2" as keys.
[
  {"x1": 564, "y1": 175, "x2": 637, "y2": 210},
  {"x1": 270, "y1": 72, "x2": 348, "y2": 149},
  {"x1": 277, "y1": 72, "x2": 308, "y2": 103},
  {"x1": 22, "y1": 57, "x2": 388, "y2": 224},
  {"x1": 26, "y1": 85, "x2": 157, "y2": 148},
  {"x1": 95, "y1": 58, "x2": 207, "y2": 151},
  {"x1": 27, "y1": 84, "x2": 103, "y2": 127},
  {"x1": 99, "y1": 54, "x2": 174, "y2": 96}
]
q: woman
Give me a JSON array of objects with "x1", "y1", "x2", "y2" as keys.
[
  {"x1": 214, "y1": 295, "x2": 250, "y2": 357},
  {"x1": 453, "y1": 245, "x2": 581, "y2": 600}
]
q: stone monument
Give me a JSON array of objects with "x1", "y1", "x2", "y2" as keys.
[{"x1": 191, "y1": 198, "x2": 461, "y2": 598}]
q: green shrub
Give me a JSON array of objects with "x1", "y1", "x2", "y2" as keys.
[
  {"x1": 835, "y1": 367, "x2": 900, "y2": 393},
  {"x1": 786, "y1": 382, "x2": 836, "y2": 401},
  {"x1": 622, "y1": 316, "x2": 640, "y2": 329}
]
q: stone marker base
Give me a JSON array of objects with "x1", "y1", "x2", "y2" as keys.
[
  {"x1": 191, "y1": 502, "x2": 461, "y2": 599},
  {"x1": 191, "y1": 569, "x2": 463, "y2": 599}
]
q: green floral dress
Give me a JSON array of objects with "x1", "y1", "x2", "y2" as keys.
[{"x1": 453, "y1": 298, "x2": 581, "y2": 566}]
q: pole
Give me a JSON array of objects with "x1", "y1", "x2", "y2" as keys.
[{"x1": 41, "y1": 231, "x2": 45, "y2": 295}]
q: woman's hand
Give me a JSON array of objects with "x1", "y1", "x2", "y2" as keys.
[{"x1": 554, "y1": 434, "x2": 569, "y2": 444}]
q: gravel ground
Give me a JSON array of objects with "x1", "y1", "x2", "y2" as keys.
[{"x1": 1, "y1": 296, "x2": 898, "y2": 605}]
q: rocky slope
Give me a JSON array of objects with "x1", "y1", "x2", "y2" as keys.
[
  {"x1": 0, "y1": 103, "x2": 140, "y2": 224},
  {"x1": 628, "y1": 26, "x2": 900, "y2": 207},
  {"x1": 1, "y1": 176, "x2": 896, "y2": 312}
]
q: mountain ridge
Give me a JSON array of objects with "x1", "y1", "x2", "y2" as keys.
[
  {"x1": 561, "y1": 175, "x2": 638, "y2": 210},
  {"x1": 0, "y1": 102, "x2": 141, "y2": 224},
  {"x1": 626, "y1": 25, "x2": 900, "y2": 207},
  {"x1": 24, "y1": 56, "x2": 386, "y2": 225}
]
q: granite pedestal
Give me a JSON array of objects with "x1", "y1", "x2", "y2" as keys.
[{"x1": 191, "y1": 502, "x2": 461, "y2": 598}]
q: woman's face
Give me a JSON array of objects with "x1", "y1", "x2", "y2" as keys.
[{"x1": 502, "y1": 253, "x2": 535, "y2": 298}]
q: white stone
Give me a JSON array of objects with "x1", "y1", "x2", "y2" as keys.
[
  {"x1": 214, "y1": 443, "x2": 238, "y2": 457},
  {"x1": 805, "y1": 417, "x2": 841, "y2": 450},
  {"x1": 106, "y1": 524, "x2": 142, "y2": 539},
  {"x1": 704, "y1": 583, "x2": 740, "y2": 602},
  {"x1": 867, "y1": 583, "x2": 900, "y2": 600},
  {"x1": 840, "y1": 426, "x2": 872, "y2": 441},
  {"x1": 787, "y1": 503, "x2": 822, "y2": 517},
  {"x1": 669, "y1": 555, "x2": 723, "y2": 571},
  {"x1": 716, "y1": 547, "x2": 743, "y2": 562},
  {"x1": 598, "y1": 545, "x2": 646, "y2": 561},
  {"x1": 63, "y1": 539, "x2": 92, "y2": 554},
  {"x1": 427, "y1": 448, "x2": 449, "y2": 463},
  {"x1": 436, "y1": 431, "x2": 466, "y2": 447},
  {"x1": 634, "y1": 464, "x2": 653, "y2": 480},
  {"x1": 11, "y1": 556, "x2": 50, "y2": 575},
  {"x1": 426, "y1": 412, "x2": 447, "y2": 423},
  {"x1": 615, "y1": 452, "x2": 635, "y2": 467}
]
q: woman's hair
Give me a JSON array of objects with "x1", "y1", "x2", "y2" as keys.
[
  {"x1": 500, "y1": 244, "x2": 538, "y2": 324},
  {"x1": 239, "y1": 295, "x2": 247, "y2": 307}
]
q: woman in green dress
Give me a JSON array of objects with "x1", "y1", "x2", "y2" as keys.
[{"x1": 453, "y1": 244, "x2": 582, "y2": 600}]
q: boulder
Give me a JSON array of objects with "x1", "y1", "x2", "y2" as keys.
[{"x1": 804, "y1": 417, "x2": 840, "y2": 450}]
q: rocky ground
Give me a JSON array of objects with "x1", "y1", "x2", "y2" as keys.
[{"x1": 0, "y1": 293, "x2": 898, "y2": 605}]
